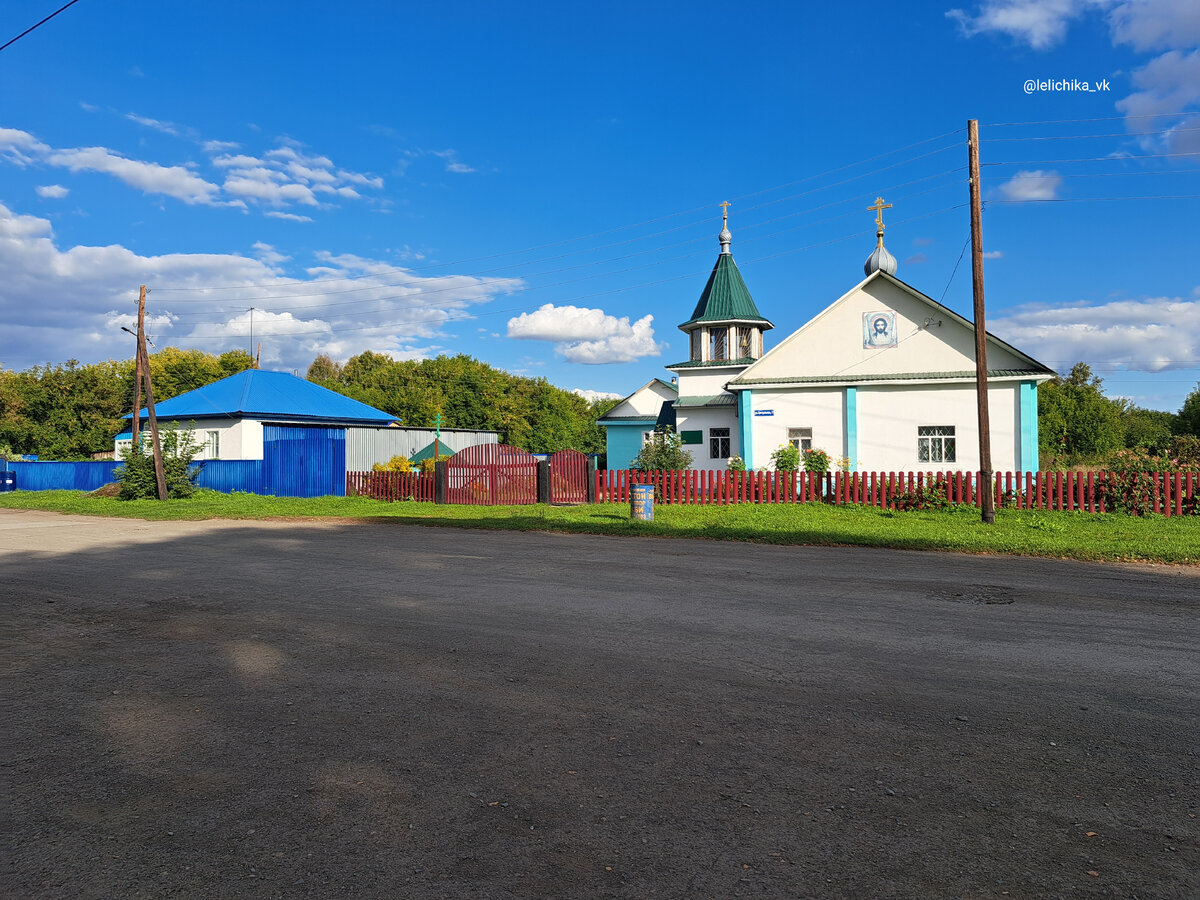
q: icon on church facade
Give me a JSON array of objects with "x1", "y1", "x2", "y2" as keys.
[{"x1": 863, "y1": 311, "x2": 897, "y2": 349}]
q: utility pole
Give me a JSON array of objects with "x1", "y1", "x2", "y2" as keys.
[
  {"x1": 135, "y1": 285, "x2": 168, "y2": 500},
  {"x1": 131, "y1": 285, "x2": 145, "y2": 449},
  {"x1": 968, "y1": 119, "x2": 995, "y2": 525}
]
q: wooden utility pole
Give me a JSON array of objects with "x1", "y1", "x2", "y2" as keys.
[
  {"x1": 968, "y1": 119, "x2": 995, "y2": 525},
  {"x1": 135, "y1": 285, "x2": 168, "y2": 500},
  {"x1": 131, "y1": 285, "x2": 145, "y2": 449}
]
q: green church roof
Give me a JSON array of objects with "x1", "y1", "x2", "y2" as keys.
[{"x1": 679, "y1": 253, "x2": 773, "y2": 330}]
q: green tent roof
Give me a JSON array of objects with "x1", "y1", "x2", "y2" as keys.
[{"x1": 679, "y1": 253, "x2": 773, "y2": 330}]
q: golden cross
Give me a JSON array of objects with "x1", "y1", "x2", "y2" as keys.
[
  {"x1": 867, "y1": 196, "x2": 892, "y2": 231},
  {"x1": 720, "y1": 200, "x2": 731, "y2": 226}
]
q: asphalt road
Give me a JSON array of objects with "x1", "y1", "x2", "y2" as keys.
[{"x1": 2, "y1": 509, "x2": 1197, "y2": 899}]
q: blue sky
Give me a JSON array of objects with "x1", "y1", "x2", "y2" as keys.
[{"x1": 1, "y1": 0, "x2": 1197, "y2": 412}]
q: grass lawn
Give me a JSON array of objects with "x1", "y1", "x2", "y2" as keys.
[{"x1": 1, "y1": 489, "x2": 1196, "y2": 564}]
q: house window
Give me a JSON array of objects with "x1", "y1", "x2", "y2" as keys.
[
  {"x1": 205, "y1": 430, "x2": 220, "y2": 459},
  {"x1": 642, "y1": 431, "x2": 655, "y2": 447},
  {"x1": 917, "y1": 426, "x2": 956, "y2": 463},
  {"x1": 710, "y1": 427, "x2": 731, "y2": 459},
  {"x1": 710, "y1": 328, "x2": 727, "y2": 361},
  {"x1": 788, "y1": 427, "x2": 813, "y2": 452},
  {"x1": 690, "y1": 330, "x2": 702, "y2": 361},
  {"x1": 737, "y1": 327, "x2": 754, "y2": 359}
]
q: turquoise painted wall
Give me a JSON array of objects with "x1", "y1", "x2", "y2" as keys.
[
  {"x1": 1020, "y1": 380, "x2": 1039, "y2": 473},
  {"x1": 845, "y1": 386, "x2": 858, "y2": 470},
  {"x1": 604, "y1": 422, "x2": 653, "y2": 469},
  {"x1": 738, "y1": 390, "x2": 753, "y2": 467}
]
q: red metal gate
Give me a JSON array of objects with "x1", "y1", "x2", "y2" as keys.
[
  {"x1": 548, "y1": 449, "x2": 589, "y2": 504},
  {"x1": 446, "y1": 443, "x2": 538, "y2": 505}
]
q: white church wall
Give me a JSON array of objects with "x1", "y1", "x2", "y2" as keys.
[
  {"x1": 856, "y1": 382, "x2": 1020, "y2": 472},
  {"x1": 605, "y1": 380, "x2": 677, "y2": 418},
  {"x1": 673, "y1": 366, "x2": 745, "y2": 398},
  {"x1": 746, "y1": 389, "x2": 847, "y2": 469},
  {"x1": 675, "y1": 407, "x2": 740, "y2": 471}
]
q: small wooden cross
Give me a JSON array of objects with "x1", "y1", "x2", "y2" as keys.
[
  {"x1": 720, "y1": 200, "x2": 731, "y2": 226},
  {"x1": 867, "y1": 196, "x2": 892, "y2": 231}
]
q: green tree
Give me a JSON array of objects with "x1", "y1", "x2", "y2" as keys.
[
  {"x1": 1038, "y1": 362, "x2": 1125, "y2": 463},
  {"x1": 117, "y1": 425, "x2": 201, "y2": 500},
  {"x1": 1177, "y1": 383, "x2": 1200, "y2": 436}
]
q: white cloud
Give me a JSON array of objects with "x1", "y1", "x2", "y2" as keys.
[
  {"x1": 35, "y1": 184, "x2": 69, "y2": 199},
  {"x1": 992, "y1": 295, "x2": 1200, "y2": 372},
  {"x1": 998, "y1": 169, "x2": 1062, "y2": 201},
  {"x1": 1116, "y1": 48, "x2": 1200, "y2": 120},
  {"x1": 125, "y1": 113, "x2": 179, "y2": 136},
  {"x1": 983, "y1": 249, "x2": 1004, "y2": 259},
  {"x1": 0, "y1": 128, "x2": 383, "y2": 216},
  {"x1": 446, "y1": 161, "x2": 476, "y2": 174},
  {"x1": 946, "y1": 0, "x2": 1102, "y2": 50},
  {"x1": 46, "y1": 146, "x2": 224, "y2": 205},
  {"x1": 571, "y1": 388, "x2": 623, "y2": 403},
  {"x1": 264, "y1": 211, "x2": 314, "y2": 222},
  {"x1": 507, "y1": 304, "x2": 663, "y2": 364},
  {"x1": 0, "y1": 202, "x2": 524, "y2": 374},
  {"x1": 0, "y1": 128, "x2": 49, "y2": 166},
  {"x1": 1110, "y1": 0, "x2": 1200, "y2": 51},
  {"x1": 904, "y1": 253, "x2": 929, "y2": 265}
]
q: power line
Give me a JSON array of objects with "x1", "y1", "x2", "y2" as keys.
[
  {"x1": 0, "y1": 0, "x2": 83, "y2": 53},
  {"x1": 990, "y1": 194, "x2": 1200, "y2": 203},
  {"x1": 983, "y1": 127, "x2": 1200, "y2": 142},
  {"x1": 983, "y1": 112, "x2": 1198, "y2": 127},
  {"x1": 939, "y1": 235, "x2": 972, "y2": 304},
  {"x1": 986, "y1": 152, "x2": 1200, "y2": 165}
]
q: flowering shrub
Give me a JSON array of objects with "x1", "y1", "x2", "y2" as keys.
[
  {"x1": 727, "y1": 456, "x2": 746, "y2": 471},
  {"x1": 801, "y1": 447, "x2": 830, "y2": 474},
  {"x1": 770, "y1": 443, "x2": 801, "y2": 472},
  {"x1": 372, "y1": 455, "x2": 412, "y2": 473}
]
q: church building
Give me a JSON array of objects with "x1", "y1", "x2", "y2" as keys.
[{"x1": 599, "y1": 200, "x2": 1054, "y2": 473}]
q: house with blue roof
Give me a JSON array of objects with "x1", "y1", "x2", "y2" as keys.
[{"x1": 117, "y1": 368, "x2": 397, "y2": 461}]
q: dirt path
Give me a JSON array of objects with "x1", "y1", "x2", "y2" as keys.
[{"x1": 2, "y1": 510, "x2": 1197, "y2": 898}]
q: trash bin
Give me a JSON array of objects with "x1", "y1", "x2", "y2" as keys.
[
  {"x1": 630, "y1": 483, "x2": 654, "y2": 521},
  {"x1": 0, "y1": 471, "x2": 15, "y2": 492}
]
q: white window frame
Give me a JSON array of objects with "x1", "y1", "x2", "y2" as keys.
[
  {"x1": 787, "y1": 427, "x2": 813, "y2": 453},
  {"x1": 709, "y1": 427, "x2": 731, "y2": 459},
  {"x1": 205, "y1": 430, "x2": 220, "y2": 460},
  {"x1": 917, "y1": 425, "x2": 956, "y2": 464}
]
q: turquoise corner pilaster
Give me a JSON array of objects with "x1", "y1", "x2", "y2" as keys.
[
  {"x1": 738, "y1": 390, "x2": 753, "y2": 467},
  {"x1": 1020, "y1": 380, "x2": 1038, "y2": 473},
  {"x1": 845, "y1": 386, "x2": 858, "y2": 470}
]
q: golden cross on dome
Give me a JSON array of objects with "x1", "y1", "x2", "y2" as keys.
[
  {"x1": 868, "y1": 196, "x2": 892, "y2": 232},
  {"x1": 720, "y1": 200, "x2": 731, "y2": 226}
]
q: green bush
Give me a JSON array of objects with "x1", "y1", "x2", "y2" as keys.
[
  {"x1": 632, "y1": 427, "x2": 693, "y2": 471},
  {"x1": 117, "y1": 426, "x2": 201, "y2": 500},
  {"x1": 771, "y1": 443, "x2": 801, "y2": 472}
]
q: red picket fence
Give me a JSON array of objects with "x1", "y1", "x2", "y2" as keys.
[
  {"x1": 595, "y1": 469, "x2": 1199, "y2": 516},
  {"x1": 347, "y1": 470, "x2": 435, "y2": 502}
]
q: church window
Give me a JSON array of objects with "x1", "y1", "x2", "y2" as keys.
[
  {"x1": 787, "y1": 427, "x2": 813, "y2": 452},
  {"x1": 737, "y1": 327, "x2": 754, "y2": 358},
  {"x1": 690, "y1": 330, "x2": 702, "y2": 361},
  {"x1": 709, "y1": 427, "x2": 731, "y2": 459},
  {"x1": 917, "y1": 426, "x2": 956, "y2": 463},
  {"x1": 710, "y1": 328, "x2": 727, "y2": 361}
]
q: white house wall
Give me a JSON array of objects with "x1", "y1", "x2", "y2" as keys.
[
  {"x1": 743, "y1": 382, "x2": 1022, "y2": 472},
  {"x1": 675, "y1": 407, "x2": 740, "y2": 471},
  {"x1": 605, "y1": 380, "x2": 678, "y2": 418},
  {"x1": 675, "y1": 367, "x2": 745, "y2": 398},
  {"x1": 746, "y1": 390, "x2": 846, "y2": 469}
]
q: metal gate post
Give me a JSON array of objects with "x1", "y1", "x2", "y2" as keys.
[
  {"x1": 537, "y1": 459, "x2": 551, "y2": 505},
  {"x1": 434, "y1": 459, "x2": 447, "y2": 504},
  {"x1": 587, "y1": 456, "x2": 597, "y2": 503}
]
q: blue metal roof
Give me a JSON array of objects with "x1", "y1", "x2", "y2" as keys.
[{"x1": 124, "y1": 369, "x2": 397, "y2": 426}]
